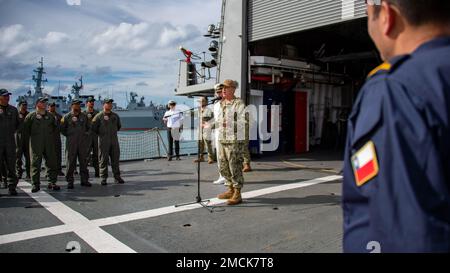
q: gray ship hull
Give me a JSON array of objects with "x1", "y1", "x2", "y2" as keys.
[{"x1": 116, "y1": 110, "x2": 164, "y2": 130}]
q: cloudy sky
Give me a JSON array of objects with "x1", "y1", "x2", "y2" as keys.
[{"x1": 0, "y1": 0, "x2": 221, "y2": 107}]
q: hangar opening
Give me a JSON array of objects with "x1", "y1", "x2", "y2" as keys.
[{"x1": 247, "y1": 17, "x2": 380, "y2": 156}]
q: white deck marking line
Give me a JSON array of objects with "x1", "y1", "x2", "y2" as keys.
[
  {"x1": 0, "y1": 225, "x2": 72, "y2": 245},
  {"x1": 0, "y1": 175, "x2": 342, "y2": 247},
  {"x1": 92, "y1": 175, "x2": 342, "y2": 226},
  {"x1": 3, "y1": 182, "x2": 136, "y2": 253}
]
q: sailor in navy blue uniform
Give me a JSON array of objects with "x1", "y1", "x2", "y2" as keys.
[{"x1": 343, "y1": 0, "x2": 450, "y2": 253}]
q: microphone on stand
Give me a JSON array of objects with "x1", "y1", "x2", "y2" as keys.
[{"x1": 209, "y1": 96, "x2": 222, "y2": 104}]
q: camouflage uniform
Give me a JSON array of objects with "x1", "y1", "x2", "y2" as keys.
[
  {"x1": 23, "y1": 111, "x2": 59, "y2": 188},
  {"x1": 216, "y1": 98, "x2": 247, "y2": 189},
  {"x1": 242, "y1": 142, "x2": 251, "y2": 164},
  {"x1": 60, "y1": 112, "x2": 90, "y2": 185},
  {"x1": 84, "y1": 109, "x2": 100, "y2": 177},
  {"x1": 0, "y1": 104, "x2": 19, "y2": 191},
  {"x1": 15, "y1": 110, "x2": 30, "y2": 179},
  {"x1": 91, "y1": 111, "x2": 122, "y2": 181},
  {"x1": 198, "y1": 106, "x2": 215, "y2": 161}
]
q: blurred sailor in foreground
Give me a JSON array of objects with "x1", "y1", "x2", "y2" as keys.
[{"x1": 343, "y1": 0, "x2": 450, "y2": 252}]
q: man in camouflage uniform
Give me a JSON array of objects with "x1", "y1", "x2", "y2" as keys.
[
  {"x1": 48, "y1": 102, "x2": 64, "y2": 176},
  {"x1": 0, "y1": 89, "x2": 20, "y2": 196},
  {"x1": 16, "y1": 100, "x2": 30, "y2": 180},
  {"x1": 216, "y1": 80, "x2": 247, "y2": 205},
  {"x1": 60, "y1": 100, "x2": 91, "y2": 189},
  {"x1": 91, "y1": 98, "x2": 125, "y2": 186},
  {"x1": 84, "y1": 96, "x2": 100, "y2": 178},
  {"x1": 23, "y1": 97, "x2": 60, "y2": 193},
  {"x1": 194, "y1": 96, "x2": 215, "y2": 164}
]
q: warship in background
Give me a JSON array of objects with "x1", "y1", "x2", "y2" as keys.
[{"x1": 17, "y1": 58, "x2": 166, "y2": 131}]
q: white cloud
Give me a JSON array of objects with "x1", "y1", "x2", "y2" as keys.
[
  {"x1": 42, "y1": 32, "x2": 69, "y2": 45},
  {"x1": 0, "y1": 24, "x2": 33, "y2": 57},
  {"x1": 158, "y1": 24, "x2": 200, "y2": 47},
  {"x1": 91, "y1": 22, "x2": 150, "y2": 55},
  {"x1": 90, "y1": 22, "x2": 200, "y2": 56},
  {"x1": 0, "y1": 25, "x2": 69, "y2": 58},
  {"x1": 66, "y1": 0, "x2": 81, "y2": 6}
]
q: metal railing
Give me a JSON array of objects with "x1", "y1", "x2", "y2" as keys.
[{"x1": 60, "y1": 128, "x2": 199, "y2": 163}]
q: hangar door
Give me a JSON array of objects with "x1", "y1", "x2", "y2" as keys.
[{"x1": 248, "y1": 0, "x2": 367, "y2": 42}]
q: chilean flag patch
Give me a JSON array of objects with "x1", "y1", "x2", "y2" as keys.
[{"x1": 351, "y1": 141, "x2": 379, "y2": 187}]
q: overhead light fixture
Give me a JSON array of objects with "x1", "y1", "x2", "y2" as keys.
[
  {"x1": 203, "y1": 24, "x2": 216, "y2": 37},
  {"x1": 201, "y1": 61, "x2": 217, "y2": 69},
  {"x1": 208, "y1": 40, "x2": 219, "y2": 52},
  {"x1": 213, "y1": 23, "x2": 221, "y2": 35}
]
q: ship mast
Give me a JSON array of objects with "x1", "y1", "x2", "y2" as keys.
[
  {"x1": 71, "y1": 75, "x2": 83, "y2": 100},
  {"x1": 32, "y1": 57, "x2": 47, "y2": 98}
]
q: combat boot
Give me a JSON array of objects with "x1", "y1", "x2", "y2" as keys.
[
  {"x1": 101, "y1": 179, "x2": 107, "y2": 186},
  {"x1": 81, "y1": 181, "x2": 92, "y2": 187},
  {"x1": 115, "y1": 177, "x2": 125, "y2": 184},
  {"x1": 94, "y1": 170, "x2": 100, "y2": 178},
  {"x1": 67, "y1": 182, "x2": 74, "y2": 189},
  {"x1": 48, "y1": 183, "x2": 60, "y2": 191},
  {"x1": 227, "y1": 188, "x2": 242, "y2": 206},
  {"x1": 8, "y1": 185, "x2": 17, "y2": 196},
  {"x1": 242, "y1": 163, "x2": 252, "y2": 172},
  {"x1": 217, "y1": 186, "x2": 234, "y2": 200},
  {"x1": 31, "y1": 184, "x2": 40, "y2": 193}
]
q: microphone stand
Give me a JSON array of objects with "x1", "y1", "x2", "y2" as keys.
[{"x1": 174, "y1": 99, "x2": 219, "y2": 213}]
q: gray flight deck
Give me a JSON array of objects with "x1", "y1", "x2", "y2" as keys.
[{"x1": 0, "y1": 151, "x2": 344, "y2": 253}]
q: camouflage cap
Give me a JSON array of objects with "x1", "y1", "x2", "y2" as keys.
[
  {"x1": 222, "y1": 79, "x2": 238, "y2": 88},
  {"x1": 0, "y1": 88, "x2": 12, "y2": 96},
  {"x1": 214, "y1": 83, "x2": 224, "y2": 91},
  {"x1": 86, "y1": 96, "x2": 96, "y2": 102},
  {"x1": 103, "y1": 97, "x2": 114, "y2": 104},
  {"x1": 71, "y1": 99, "x2": 82, "y2": 105},
  {"x1": 37, "y1": 97, "x2": 49, "y2": 103}
]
